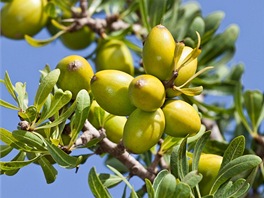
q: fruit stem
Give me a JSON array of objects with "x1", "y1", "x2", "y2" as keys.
[{"x1": 162, "y1": 70, "x2": 178, "y2": 89}]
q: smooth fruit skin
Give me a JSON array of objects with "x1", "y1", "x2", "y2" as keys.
[
  {"x1": 104, "y1": 115, "x2": 126, "y2": 144},
  {"x1": 189, "y1": 154, "x2": 223, "y2": 196},
  {"x1": 90, "y1": 70, "x2": 136, "y2": 116},
  {"x1": 1, "y1": 0, "x2": 48, "y2": 39},
  {"x1": 56, "y1": 55, "x2": 94, "y2": 99},
  {"x1": 95, "y1": 39, "x2": 134, "y2": 75},
  {"x1": 128, "y1": 74, "x2": 165, "y2": 112},
  {"x1": 162, "y1": 100, "x2": 201, "y2": 137},
  {"x1": 174, "y1": 46, "x2": 198, "y2": 86},
  {"x1": 142, "y1": 24, "x2": 175, "y2": 80},
  {"x1": 123, "y1": 108, "x2": 165, "y2": 154},
  {"x1": 60, "y1": 26, "x2": 95, "y2": 50}
]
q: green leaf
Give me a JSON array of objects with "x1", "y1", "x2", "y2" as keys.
[
  {"x1": 18, "y1": 106, "x2": 38, "y2": 123},
  {"x1": 159, "y1": 135, "x2": 182, "y2": 154},
  {"x1": 224, "y1": 179, "x2": 249, "y2": 198},
  {"x1": 182, "y1": 171, "x2": 202, "y2": 188},
  {"x1": 220, "y1": 135, "x2": 245, "y2": 170},
  {"x1": 45, "y1": 2, "x2": 58, "y2": 18},
  {"x1": 0, "y1": 145, "x2": 13, "y2": 158},
  {"x1": 138, "y1": 0, "x2": 151, "y2": 32},
  {"x1": 98, "y1": 173, "x2": 123, "y2": 188},
  {"x1": 148, "y1": 0, "x2": 167, "y2": 28},
  {"x1": 38, "y1": 156, "x2": 58, "y2": 184},
  {"x1": 12, "y1": 130, "x2": 47, "y2": 152},
  {"x1": 69, "y1": 90, "x2": 90, "y2": 147},
  {"x1": 210, "y1": 155, "x2": 262, "y2": 194},
  {"x1": 192, "y1": 131, "x2": 211, "y2": 171},
  {"x1": 34, "y1": 69, "x2": 60, "y2": 112},
  {"x1": 38, "y1": 89, "x2": 72, "y2": 123},
  {"x1": 0, "y1": 152, "x2": 40, "y2": 171},
  {"x1": 107, "y1": 165, "x2": 138, "y2": 198},
  {"x1": 4, "y1": 151, "x2": 26, "y2": 176},
  {"x1": 145, "y1": 178, "x2": 155, "y2": 198},
  {"x1": 156, "y1": 173, "x2": 177, "y2": 198},
  {"x1": 88, "y1": 167, "x2": 112, "y2": 198},
  {"x1": 45, "y1": 140, "x2": 82, "y2": 169},
  {"x1": 0, "y1": 128, "x2": 34, "y2": 152},
  {"x1": 14, "y1": 82, "x2": 28, "y2": 111},
  {"x1": 174, "y1": 182, "x2": 192, "y2": 198},
  {"x1": 25, "y1": 30, "x2": 66, "y2": 47},
  {"x1": 153, "y1": 169, "x2": 169, "y2": 191},
  {"x1": 174, "y1": 86, "x2": 203, "y2": 96},
  {"x1": 3, "y1": 71, "x2": 17, "y2": 101},
  {"x1": 243, "y1": 90, "x2": 264, "y2": 132},
  {"x1": 0, "y1": 99, "x2": 19, "y2": 110}
]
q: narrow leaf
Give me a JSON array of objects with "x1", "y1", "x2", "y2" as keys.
[
  {"x1": 38, "y1": 156, "x2": 58, "y2": 184},
  {"x1": 4, "y1": 151, "x2": 26, "y2": 176},
  {"x1": 34, "y1": 69, "x2": 60, "y2": 112},
  {"x1": 88, "y1": 167, "x2": 112, "y2": 198},
  {"x1": 220, "y1": 135, "x2": 245, "y2": 170},
  {"x1": 174, "y1": 182, "x2": 192, "y2": 198},
  {"x1": 14, "y1": 82, "x2": 28, "y2": 111},
  {"x1": 182, "y1": 171, "x2": 202, "y2": 188},
  {"x1": 224, "y1": 179, "x2": 249, "y2": 198},
  {"x1": 0, "y1": 99, "x2": 19, "y2": 110},
  {"x1": 4, "y1": 71, "x2": 17, "y2": 101},
  {"x1": 18, "y1": 106, "x2": 38, "y2": 123},
  {"x1": 145, "y1": 178, "x2": 155, "y2": 198},
  {"x1": 0, "y1": 145, "x2": 13, "y2": 158},
  {"x1": 153, "y1": 169, "x2": 169, "y2": 191},
  {"x1": 98, "y1": 173, "x2": 123, "y2": 188}
]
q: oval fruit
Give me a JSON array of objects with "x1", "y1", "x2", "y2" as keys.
[
  {"x1": 1, "y1": 0, "x2": 48, "y2": 39},
  {"x1": 88, "y1": 100, "x2": 109, "y2": 129},
  {"x1": 128, "y1": 74, "x2": 165, "y2": 112},
  {"x1": 104, "y1": 115, "x2": 126, "y2": 144},
  {"x1": 162, "y1": 100, "x2": 201, "y2": 137},
  {"x1": 56, "y1": 55, "x2": 94, "y2": 99},
  {"x1": 95, "y1": 39, "x2": 134, "y2": 75},
  {"x1": 90, "y1": 70, "x2": 136, "y2": 116},
  {"x1": 174, "y1": 46, "x2": 198, "y2": 86},
  {"x1": 123, "y1": 108, "x2": 165, "y2": 154},
  {"x1": 189, "y1": 154, "x2": 223, "y2": 196},
  {"x1": 142, "y1": 24, "x2": 175, "y2": 80},
  {"x1": 60, "y1": 26, "x2": 95, "y2": 50}
]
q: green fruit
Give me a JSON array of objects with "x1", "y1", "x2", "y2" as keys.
[
  {"x1": 189, "y1": 154, "x2": 223, "y2": 195},
  {"x1": 104, "y1": 115, "x2": 126, "y2": 144},
  {"x1": 56, "y1": 55, "x2": 94, "y2": 99},
  {"x1": 162, "y1": 100, "x2": 201, "y2": 137},
  {"x1": 174, "y1": 46, "x2": 198, "y2": 86},
  {"x1": 90, "y1": 70, "x2": 136, "y2": 116},
  {"x1": 88, "y1": 100, "x2": 109, "y2": 129},
  {"x1": 123, "y1": 108, "x2": 165, "y2": 154},
  {"x1": 128, "y1": 74, "x2": 165, "y2": 112},
  {"x1": 1, "y1": 0, "x2": 48, "y2": 39},
  {"x1": 60, "y1": 26, "x2": 95, "y2": 50},
  {"x1": 95, "y1": 39, "x2": 134, "y2": 75},
  {"x1": 143, "y1": 24, "x2": 175, "y2": 80}
]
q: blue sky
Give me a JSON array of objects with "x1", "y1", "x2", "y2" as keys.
[{"x1": 1, "y1": 0, "x2": 264, "y2": 197}]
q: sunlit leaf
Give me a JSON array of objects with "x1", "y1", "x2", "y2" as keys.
[
  {"x1": 145, "y1": 178, "x2": 155, "y2": 198},
  {"x1": 14, "y1": 82, "x2": 28, "y2": 111},
  {"x1": 3, "y1": 71, "x2": 17, "y2": 101},
  {"x1": 3, "y1": 151, "x2": 26, "y2": 176},
  {"x1": 174, "y1": 182, "x2": 192, "y2": 198},
  {"x1": 18, "y1": 106, "x2": 38, "y2": 123},
  {"x1": 38, "y1": 156, "x2": 58, "y2": 184},
  {"x1": 0, "y1": 99, "x2": 19, "y2": 110},
  {"x1": 0, "y1": 145, "x2": 13, "y2": 158},
  {"x1": 98, "y1": 173, "x2": 123, "y2": 188},
  {"x1": 182, "y1": 171, "x2": 202, "y2": 188}
]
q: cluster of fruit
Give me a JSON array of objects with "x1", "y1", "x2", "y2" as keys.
[{"x1": 56, "y1": 24, "x2": 201, "y2": 154}]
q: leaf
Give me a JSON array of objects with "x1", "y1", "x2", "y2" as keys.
[
  {"x1": 138, "y1": 0, "x2": 151, "y2": 32},
  {"x1": 210, "y1": 155, "x2": 262, "y2": 194},
  {"x1": 243, "y1": 90, "x2": 264, "y2": 132},
  {"x1": 0, "y1": 99, "x2": 19, "y2": 110},
  {"x1": 192, "y1": 131, "x2": 211, "y2": 171},
  {"x1": 4, "y1": 151, "x2": 26, "y2": 176},
  {"x1": 38, "y1": 156, "x2": 58, "y2": 184},
  {"x1": 0, "y1": 153, "x2": 40, "y2": 171},
  {"x1": 159, "y1": 135, "x2": 182, "y2": 155},
  {"x1": 148, "y1": 0, "x2": 167, "y2": 28},
  {"x1": 174, "y1": 86, "x2": 203, "y2": 96},
  {"x1": 12, "y1": 130, "x2": 47, "y2": 152},
  {"x1": 220, "y1": 135, "x2": 245, "y2": 170},
  {"x1": 69, "y1": 90, "x2": 90, "y2": 147},
  {"x1": 18, "y1": 106, "x2": 38, "y2": 123},
  {"x1": 156, "y1": 173, "x2": 177, "y2": 198},
  {"x1": 25, "y1": 30, "x2": 66, "y2": 47},
  {"x1": 153, "y1": 169, "x2": 169, "y2": 191},
  {"x1": 98, "y1": 173, "x2": 123, "y2": 188},
  {"x1": 145, "y1": 178, "x2": 155, "y2": 198},
  {"x1": 38, "y1": 89, "x2": 72, "y2": 123},
  {"x1": 107, "y1": 165, "x2": 138, "y2": 198},
  {"x1": 88, "y1": 167, "x2": 112, "y2": 198},
  {"x1": 3, "y1": 71, "x2": 17, "y2": 101},
  {"x1": 224, "y1": 179, "x2": 249, "y2": 198},
  {"x1": 182, "y1": 171, "x2": 202, "y2": 188},
  {"x1": 14, "y1": 82, "x2": 28, "y2": 111},
  {"x1": 34, "y1": 69, "x2": 60, "y2": 112},
  {"x1": 0, "y1": 145, "x2": 13, "y2": 158},
  {"x1": 45, "y1": 140, "x2": 82, "y2": 169},
  {"x1": 45, "y1": 2, "x2": 58, "y2": 18},
  {"x1": 174, "y1": 182, "x2": 192, "y2": 198}
]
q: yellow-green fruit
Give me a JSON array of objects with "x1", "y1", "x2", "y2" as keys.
[
  {"x1": 123, "y1": 108, "x2": 165, "y2": 154},
  {"x1": 104, "y1": 115, "x2": 126, "y2": 144},
  {"x1": 143, "y1": 24, "x2": 175, "y2": 80},
  {"x1": 162, "y1": 100, "x2": 201, "y2": 137},
  {"x1": 1, "y1": 0, "x2": 48, "y2": 39},
  {"x1": 60, "y1": 26, "x2": 95, "y2": 50},
  {"x1": 88, "y1": 100, "x2": 109, "y2": 129},
  {"x1": 95, "y1": 39, "x2": 134, "y2": 75},
  {"x1": 174, "y1": 46, "x2": 198, "y2": 86},
  {"x1": 56, "y1": 55, "x2": 94, "y2": 99},
  {"x1": 189, "y1": 154, "x2": 223, "y2": 196},
  {"x1": 128, "y1": 74, "x2": 165, "y2": 112},
  {"x1": 90, "y1": 70, "x2": 136, "y2": 116}
]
